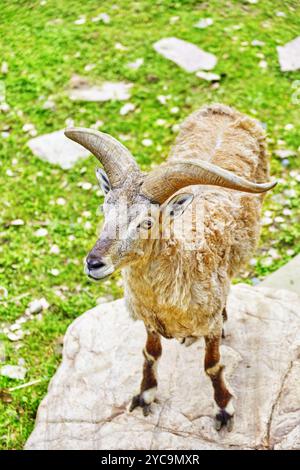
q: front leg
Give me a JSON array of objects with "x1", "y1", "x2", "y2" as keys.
[
  {"x1": 129, "y1": 328, "x2": 162, "y2": 416},
  {"x1": 204, "y1": 333, "x2": 234, "y2": 431}
]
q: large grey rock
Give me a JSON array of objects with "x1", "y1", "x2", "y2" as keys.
[
  {"x1": 153, "y1": 37, "x2": 217, "y2": 72},
  {"x1": 277, "y1": 36, "x2": 300, "y2": 72},
  {"x1": 28, "y1": 130, "x2": 90, "y2": 169},
  {"x1": 260, "y1": 254, "x2": 300, "y2": 295},
  {"x1": 25, "y1": 284, "x2": 300, "y2": 450}
]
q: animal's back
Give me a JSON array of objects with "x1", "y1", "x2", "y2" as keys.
[{"x1": 168, "y1": 103, "x2": 269, "y2": 184}]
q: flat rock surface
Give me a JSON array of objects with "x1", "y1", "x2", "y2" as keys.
[
  {"x1": 25, "y1": 284, "x2": 300, "y2": 450},
  {"x1": 28, "y1": 129, "x2": 90, "y2": 169},
  {"x1": 260, "y1": 254, "x2": 300, "y2": 295},
  {"x1": 153, "y1": 37, "x2": 217, "y2": 72},
  {"x1": 68, "y1": 80, "x2": 133, "y2": 102},
  {"x1": 277, "y1": 36, "x2": 300, "y2": 72}
]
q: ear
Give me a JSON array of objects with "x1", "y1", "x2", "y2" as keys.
[
  {"x1": 163, "y1": 193, "x2": 194, "y2": 219},
  {"x1": 96, "y1": 167, "x2": 111, "y2": 195}
]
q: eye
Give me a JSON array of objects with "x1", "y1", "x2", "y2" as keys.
[{"x1": 139, "y1": 219, "x2": 153, "y2": 230}]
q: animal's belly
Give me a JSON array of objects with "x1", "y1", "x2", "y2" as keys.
[{"x1": 126, "y1": 296, "x2": 215, "y2": 339}]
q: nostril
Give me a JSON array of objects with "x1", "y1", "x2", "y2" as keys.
[{"x1": 87, "y1": 259, "x2": 106, "y2": 270}]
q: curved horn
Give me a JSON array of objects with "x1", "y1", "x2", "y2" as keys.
[
  {"x1": 64, "y1": 127, "x2": 139, "y2": 187},
  {"x1": 141, "y1": 160, "x2": 277, "y2": 204}
]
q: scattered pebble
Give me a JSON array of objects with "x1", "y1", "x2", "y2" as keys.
[
  {"x1": 275, "y1": 149, "x2": 296, "y2": 159},
  {"x1": 170, "y1": 106, "x2": 179, "y2": 114},
  {"x1": 114, "y1": 42, "x2": 127, "y2": 51},
  {"x1": 34, "y1": 228, "x2": 48, "y2": 237},
  {"x1": 157, "y1": 95, "x2": 171, "y2": 105},
  {"x1": 1, "y1": 61, "x2": 8, "y2": 74},
  {"x1": 284, "y1": 124, "x2": 294, "y2": 131},
  {"x1": 26, "y1": 298, "x2": 49, "y2": 315},
  {"x1": 78, "y1": 182, "x2": 92, "y2": 190},
  {"x1": 84, "y1": 63, "x2": 96, "y2": 72},
  {"x1": 42, "y1": 99, "x2": 55, "y2": 110},
  {"x1": 74, "y1": 16, "x2": 86, "y2": 25},
  {"x1": 194, "y1": 18, "x2": 213, "y2": 29},
  {"x1": 251, "y1": 40, "x2": 265, "y2": 47},
  {"x1": 142, "y1": 138, "x2": 153, "y2": 147},
  {"x1": 119, "y1": 103, "x2": 135, "y2": 116},
  {"x1": 126, "y1": 58, "x2": 144, "y2": 70},
  {"x1": 196, "y1": 71, "x2": 220, "y2": 81},
  {"x1": 0, "y1": 102, "x2": 10, "y2": 113},
  {"x1": 84, "y1": 221, "x2": 92, "y2": 230},
  {"x1": 7, "y1": 330, "x2": 24, "y2": 342},
  {"x1": 258, "y1": 60, "x2": 268, "y2": 69},
  {"x1": 56, "y1": 197, "x2": 66, "y2": 206},
  {"x1": 10, "y1": 218, "x2": 24, "y2": 227},
  {"x1": 50, "y1": 244, "x2": 60, "y2": 255},
  {"x1": 91, "y1": 13, "x2": 110, "y2": 24},
  {"x1": 1, "y1": 365, "x2": 27, "y2": 380},
  {"x1": 50, "y1": 269, "x2": 60, "y2": 277}
]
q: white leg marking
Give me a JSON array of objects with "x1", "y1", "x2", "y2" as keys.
[{"x1": 142, "y1": 387, "x2": 157, "y2": 404}]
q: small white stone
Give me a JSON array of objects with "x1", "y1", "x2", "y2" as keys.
[
  {"x1": 6, "y1": 169, "x2": 13, "y2": 177},
  {"x1": 34, "y1": 228, "x2": 48, "y2": 237},
  {"x1": 82, "y1": 211, "x2": 91, "y2": 218},
  {"x1": 275, "y1": 149, "x2": 296, "y2": 159},
  {"x1": 91, "y1": 13, "x2": 110, "y2": 24},
  {"x1": 274, "y1": 216, "x2": 285, "y2": 223},
  {"x1": 251, "y1": 40, "x2": 265, "y2": 47},
  {"x1": 157, "y1": 95, "x2": 171, "y2": 105},
  {"x1": 42, "y1": 99, "x2": 55, "y2": 110},
  {"x1": 114, "y1": 42, "x2": 127, "y2": 51},
  {"x1": 262, "y1": 217, "x2": 273, "y2": 226},
  {"x1": 0, "y1": 102, "x2": 10, "y2": 113},
  {"x1": 284, "y1": 124, "x2": 294, "y2": 131},
  {"x1": 50, "y1": 244, "x2": 60, "y2": 254},
  {"x1": 142, "y1": 138, "x2": 153, "y2": 147},
  {"x1": 282, "y1": 208, "x2": 292, "y2": 216},
  {"x1": 155, "y1": 119, "x2": 167, "y2": 126},
  {"x1": 126, "y1": 58, "x2": 144, "y2": 70},
  {"x1": 286, "y1": 249, "x2": 294, "y2": 256},
  {"x1": 170, "y1": 106, "x2": 179, "y2": 114},
  {"x1": 169, "y1": 16, "x2": 179, "y2": 25},
  {"x1": 196, "y1": 70, "x2": 220, "y2": 81},
  {"x1": 1, "y1": 61, "x2": 8, "y2": 74},
  {"x1": 50, "y1": 269, "x2": 60, "y2": 277},
  {"x1": 119, "y1": 103, "x2": 135, "y2": 116},
  {"x1": 259, "y1": 60, "x2": 268, "y2": 69},
  {"x1": 276, "y1": 11, "x2": 286, "y2": 17},
  {"x1": 78, "y1": 182, "x2": 92, "y2": 190},
  {"x1": 74, "y1": 16, "x2": 86, "y2": 25},
  {"x1": 68, "y1": 235, "x2": 75, "y2": 241},
  {"x1": 56, "y1": 197, "x2": 66, "y2": 206},
  {"x1": 249, "y1": 258, "x2": 257, "y2": 266},
  {"x1": 7, "y1": 330, "x2": 24, "y2": 342},
  {"x1": 84, "y1": 63, "x2": 96, "y2": 72},
  {"x1": 194, "y1": 18, "x2": 213, "y2": 29},
  {"x1": 22, "y1": 123, "x2": 35, "y2": 133},
  {"x1": 1, "y1": 365, "x2": 27, "y2": 380},
  {"x1": 84, "y1": 221, "x2": 92, "y2": 230},
  {"x1": 172, "y1": 124, "x2": 180, "y2": 133},
  {"x1": 10, "y1": 323, "x2": 21, "y2": 332},
  {"x1": 11, "y1": 219, "x2": 24, "y2": 226}
]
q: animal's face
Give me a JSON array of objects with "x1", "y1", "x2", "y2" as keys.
[{"x1": 85, "y1": 168, "x2": 194, "y2": 280}]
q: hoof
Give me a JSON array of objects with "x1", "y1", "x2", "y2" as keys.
[
  {"x1": 215, "y1": 409, "x2": 234, "y2": 431},
  {"x1": 129, "y1": 394, "x2": 152, "y2": 417}
]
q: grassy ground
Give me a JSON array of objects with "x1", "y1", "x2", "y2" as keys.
[{"x1": 0, "y1": 0, "x2": 300, "y2": 449}]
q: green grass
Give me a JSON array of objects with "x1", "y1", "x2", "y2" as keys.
[{"x1": 0, "y1": 0, "x2": 300, "y2": 449}]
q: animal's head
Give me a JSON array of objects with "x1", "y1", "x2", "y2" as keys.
[{"x1": 65, "y1": 128, "x2": 276, "y2": 280}]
